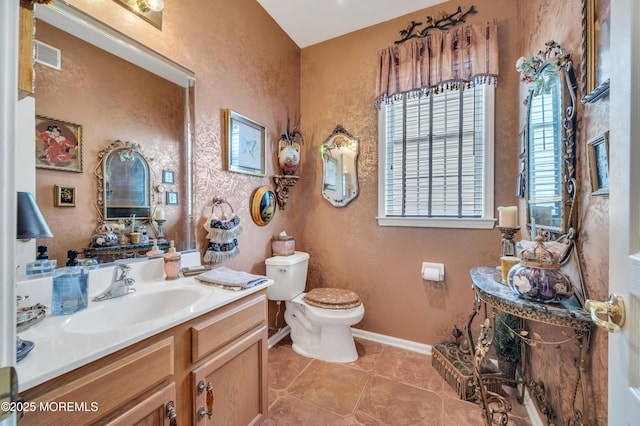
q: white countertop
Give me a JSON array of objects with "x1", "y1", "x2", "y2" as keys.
[{"x1": 15, "y1": 255, "x2": 272, "y2": 391}]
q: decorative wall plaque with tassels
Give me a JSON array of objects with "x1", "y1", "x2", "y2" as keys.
[{"x1": 203, "y1": 198, "x2": 243, "y2": 263}]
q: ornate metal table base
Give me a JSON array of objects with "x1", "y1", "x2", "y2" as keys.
[
  {"x1": 468, "y1": 267, "x2": 592, "y2": 426},
  {"x1": 472, "y1": 317, "x2": 512, "y2": 425}
]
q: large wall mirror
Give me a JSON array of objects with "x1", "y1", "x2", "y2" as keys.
[
  {"x1": 321, "y1": 125, "x2": 359, "y2": 207},
  {"x1": 524, "y1": 41, "x2": 577, "y2": 246},
  {"x1": 33, "y1": 1, "x2": 196, "y2": 262}
]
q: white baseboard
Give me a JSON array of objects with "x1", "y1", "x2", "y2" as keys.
[
  {"x1": 268, "y1": 325, "x2": 291, "y2": 348},
  {"x1": 522, "y1": 386, "x2": 544, "y2": 426},
  {"x1": 350, "y1": 328, "x2": 431, "y2": 355}
]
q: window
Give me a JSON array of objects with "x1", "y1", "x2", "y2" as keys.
[{"x1": 377, "y1": 83, "x2": 495, "y2": 228}]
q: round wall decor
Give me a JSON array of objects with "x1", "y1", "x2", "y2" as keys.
[{"x1": 251, "y1": 185, "x2": 276, "y2": 226}]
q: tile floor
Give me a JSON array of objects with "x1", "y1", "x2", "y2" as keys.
[{"x1": 265, "y1": 337, "x2": 532, "y2": 426}]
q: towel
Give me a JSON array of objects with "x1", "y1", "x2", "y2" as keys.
[{"x1": 196, "y1": 267, "x2": 268, "y2": 291}]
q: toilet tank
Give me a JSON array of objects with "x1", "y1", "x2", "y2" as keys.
[{"x1": 265, "y1": 251, "x2": 309, "y2": 301}]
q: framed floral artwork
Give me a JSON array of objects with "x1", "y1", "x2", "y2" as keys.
[
  {"x1": 35, "y1": 116, "x2": 83, "y2": 172},
  {"x1": 582, "y1": 0, "x2": 610, "y2": 103},
  {"x1": 224, "y1": 109, "x2": 267, "y2": 177},
  {"x1": 54, "y1": 185, "x2": 76, "y2": 207}
]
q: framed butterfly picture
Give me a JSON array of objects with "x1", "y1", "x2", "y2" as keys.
[{"x1": 224, "y1": 109, "x2": 266, "y2": 176}]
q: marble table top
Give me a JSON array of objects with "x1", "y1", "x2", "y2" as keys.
[{"x1": 470, "y1": 266, "x2": 592, "y2": 331}]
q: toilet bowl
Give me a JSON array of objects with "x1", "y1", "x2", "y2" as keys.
[{"x1": 265, "y1": 251, "x2": 364, "y2": 362}]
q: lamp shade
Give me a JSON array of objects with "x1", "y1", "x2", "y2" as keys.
[{"x1": 17, "y1": 192, "x2": 53, "y2": 239}]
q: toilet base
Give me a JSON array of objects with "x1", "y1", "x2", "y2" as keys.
[
  {"x1": 290, "y1": 325, "x2": 358, "y2": 363},
  {"x1": 285, "y1": 297, "x2": 362, "y2": 363}
]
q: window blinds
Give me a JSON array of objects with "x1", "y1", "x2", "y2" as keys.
[{"x1": 384, "y1": 84, "x2": 485, "y2": 217}]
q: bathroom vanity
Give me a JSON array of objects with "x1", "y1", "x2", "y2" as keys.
[{"x1": 16, "y1": 257, "x2": 270, "y2": 425}]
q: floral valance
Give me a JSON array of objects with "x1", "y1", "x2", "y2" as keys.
[{"x1": 375, "y1": 19, "x2": 499, "y2": 108}]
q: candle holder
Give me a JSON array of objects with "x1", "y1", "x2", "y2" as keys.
[
  {"x1": 155, "y1": 219, "x2": 166, "y2": 241},
  {"x1": 497, "y1": 226, "x2": 520, "y2": 257}
]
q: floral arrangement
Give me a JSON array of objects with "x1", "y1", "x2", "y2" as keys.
[
  {"x1": 515, "y1": 53, "x2": 556, "y2": 96},
  {"x1": 119, "y1": 143, "x2": 141, "y2": 161}
]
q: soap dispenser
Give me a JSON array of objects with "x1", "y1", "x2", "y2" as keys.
[
  {"x1": 146, "y1": 239, "x2": 164, "y2": 258},
  {"x1": 164, "y1": 240, "x2": 181, "y2": 280},
  {"x1": 26, "y1": 245, "x2": 57, "y2": 275},
  {"x1": 51, "y1": 250, "x2": 89, "y2": 315}
]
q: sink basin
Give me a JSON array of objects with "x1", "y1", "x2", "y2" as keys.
[{"x1": 64, "y1": 286, "x2": 207, "y2": 333}]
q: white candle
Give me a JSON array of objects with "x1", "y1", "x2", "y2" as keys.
[
  {"x1": 155, "y1": 208, "x2": 165, "y2": 220},
  {"x1": 498, "y1": 206, "x2": 518, "y2": 228}
]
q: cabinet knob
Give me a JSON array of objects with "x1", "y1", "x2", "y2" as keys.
[{"x1": 166, "y1": 400, "x2": 177, "y2": 426}]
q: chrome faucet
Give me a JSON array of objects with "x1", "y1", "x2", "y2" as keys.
[{"x1": 93, "y1": 263, "x2": 136, "y2": 302}]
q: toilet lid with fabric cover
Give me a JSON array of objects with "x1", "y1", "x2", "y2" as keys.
[{"x1": 304, "y1": 288, "x2": 362, "y2": 309}]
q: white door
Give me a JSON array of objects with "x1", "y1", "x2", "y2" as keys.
[{"x1": 607, "y1": 0, "x2": 640, "y2": 423}]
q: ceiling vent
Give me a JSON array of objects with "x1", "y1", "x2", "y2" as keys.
[{"x1": 34, "y1": 40, "x2": 61, "y2": 70}]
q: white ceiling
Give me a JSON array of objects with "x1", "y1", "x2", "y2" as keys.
[{"x1": 257, "y1": 0, "x2": 446, "y2": 48}]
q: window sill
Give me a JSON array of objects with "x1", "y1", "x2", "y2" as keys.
[{"x1": 377, "y1": 216, "x2": 497, "y2": 229}]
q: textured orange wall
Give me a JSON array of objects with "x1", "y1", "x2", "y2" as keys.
[
  {"x1": 297, "y1": 0, "x2": 520, "y2": 345},
  {"x1": 34, "y1": 22, "x2": 185, "y2": 263},
  {"x1": 518, "y1": 1, "x2": 608, "y2": 424},
  {"x1": 35, "y1": 0, "x2": 301, "y2": 274},
  {"x1": 31, "y1": 1, "x2": 607, "y2": 422}
]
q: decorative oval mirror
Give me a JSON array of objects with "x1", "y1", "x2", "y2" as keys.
[
  {"x1": 521, "y1": 41, "x2": 577, "y2": 241},
  {"x1": 321, "y1": 125, "x2": 359, "y2": 207},
  {"x1": 96, "y1": 140, "x2": 153, "y2": 221}
]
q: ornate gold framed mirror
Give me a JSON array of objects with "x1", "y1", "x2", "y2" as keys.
[
  {"x1": 95, "y1": 140, "x2": 154, "y2": 223},
  {"x1": 321, "y1": 125, "x2": 359, "y2": 207}
]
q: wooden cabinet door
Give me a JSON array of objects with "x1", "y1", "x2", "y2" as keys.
[
  {"x1": 192, "y1": 326, "x2": 268, "y2": 426},
  {"x1": 104, "y1": 382, "x2": 177, "y2": 426}
]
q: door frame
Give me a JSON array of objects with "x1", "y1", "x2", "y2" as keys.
[{"x1": 0, "y1": 0, "x2": 19, "y2": 425}]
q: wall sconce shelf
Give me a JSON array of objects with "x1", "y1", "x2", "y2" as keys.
[{"x1": 272, "y1": 175, "x2": 300, "y2": 211}]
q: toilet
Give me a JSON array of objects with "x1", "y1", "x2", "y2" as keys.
[{"x1": 265, "y1": 251, "x2": 364, "y2": 362}]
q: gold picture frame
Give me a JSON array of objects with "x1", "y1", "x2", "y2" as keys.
[
  {"x1": 35, "y1": 116, "x2": 83, "y2": 172},
  {"x1": 250, "y1": 186, "x2": 276, "y2": 226},
  {"x1": 587, "y1": 131, "x2": 609, "y2": 197},
  {"x1": 54, "y1": 185, "x2": 76, "y2": 207},
  {"x1": 582, "y1": 0, "x2": 610, "y2": 103},
  {"x1": 224, "y1": 109, "x2": 267, "y2": 177}
]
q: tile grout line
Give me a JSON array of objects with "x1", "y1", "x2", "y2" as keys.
[{"x1": 349, "y1": 375, "x2": 371, "y2": 420}]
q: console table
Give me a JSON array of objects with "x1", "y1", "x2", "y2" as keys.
[
  {"x1": 83, "y1": 241, "x2": 169, "y2": 264},
  {"x1": 468, "y1": 267, "x2": 592, "y2": 426}
]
